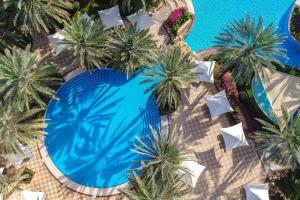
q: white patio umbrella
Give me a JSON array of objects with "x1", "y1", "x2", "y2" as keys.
[
  {"x1": 244, "y1": 183, "x2": 269, "y2": 200},
  {"x1": 21, "y1": 190, "x2": 46, "y2": 200},
  {"x1": 3, "y1": 145, "x2": 32, "y2": 169},
  {"x1": 0, "y1": 167, "x2": 4, "y2": 176},
  {"x1": 204, "y1": 90, "x2": 233, "y2": 119},
  {"x1": 191, "y1": 59, "x2": 215, "y2": 83},
  {"x1": 220, "y1": 123, "x2": 249, "y2": 151},
  {"x1": 126, "y1": 9, "x2": 154, "y2": 31},
  {"x1": 180, "y1": 160, "x2": 205, "y2": 188},
  {"x1": 98, "y1": 5, "x2": 124, "y2": 30},
  {"x1": 47, "y1": 32, "x2": 65, "y2": 55}
]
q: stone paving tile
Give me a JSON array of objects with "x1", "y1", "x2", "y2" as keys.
[
  {"x1": 8, "y1": 6, "x2": 266, "y2": 199},
  {"x1": 149, "y1": 20, "x2": 171, "y2": 46},
  {"x1": 8, "y1": 146, "x2": 123, "y2": 200},
  {"x1": 169, "y1": 83, "x2": 266, "y2": 200}
]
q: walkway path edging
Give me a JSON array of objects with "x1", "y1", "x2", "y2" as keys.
[{"x1": 37, "y1": 138, "x2": 131, "y2": 197}]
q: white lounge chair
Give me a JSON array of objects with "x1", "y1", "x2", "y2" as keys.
[
  {"x1": 244, "y1": 183, "x2": 269, "y2": 200},
  {"x1": 21, "y1": 190, "x2": 46, "y2": 200},
  {"x1": 191, "y1": 59, "x2": 215, "y2": 83},
  {"x1": 180, "y1": 160, "x2": 205, "y2": 188},
  {"x1": 204, "y1": 90, "x2": 233, "y2": 119},
  {"x1": 3, "y1": 145, "x2": 32, "y2": 169},
  {"x1": 126, "y1": 9, "x2": 154, "y2": 31},
  {"x1": 98, "y1": 5, "x2": 124, "y2": 30},
  {"x1": 47, "y1": 32, "x2": 65, "y2": 55},
  {"x1": 220, "y1": 123, "x2": 249, "y2": 151}
]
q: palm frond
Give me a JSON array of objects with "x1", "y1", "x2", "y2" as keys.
[
  {"x1": 109, "y1": 23, "x2": 158, "y2": 78},
  {"x1": 0, "y1": 45, "x2": 61, "y2": 111},
  {"x1": 254, "y1": 108, "x2": 300, "y2": 170},
  {"x1": 59, "y1": 16, "x2": 111, "y2": 71},
  {"x1": 214, "y1": 14, "x2": 286, "y2": 85}
]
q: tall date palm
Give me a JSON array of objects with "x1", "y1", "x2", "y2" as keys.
[
  {"x1": 0, "y1": 46, "x2": 61, "y2": 111},
  {"x1": 0, "y1": 167, "x2": 28, "y2": 199},
  {"x1": 59, "y1": 16, "x2": 111, "y2": 70},
  {"x1": 214, "y1": 15, "x2": 286, "y2": 85},
  {"x1": 0, "y1": 105, "x2": 46, "y2": 155},
  {"x1": 254, "y1": 108, "x2": 300, "y2": 170},
  {"x1": 3, "y1": 0, "x2": 73, "y2": 35},
  {"x1": 109, "y1": 24, "x2": 158, "y2": 78},
  {"x1": 0, "y1": 2, "x2": 28, "y2": 53},
  {"x1": 142, "y1": 46, "x2": 196, "y2": 113},
  {"x1": 131, "y1": 127, "x2": 191, "y2": 181},
  {"x1": 120, "y1": 169, "x2": 190, "y2": 200}
]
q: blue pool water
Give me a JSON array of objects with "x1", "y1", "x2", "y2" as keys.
[
  {"x1": 44, "y1": 69, "x2": 160, "y2": 188},
  {"x1": 251, "y1": 76, "x2": 276, "y2": 122},
  {"x1": 185, "y1": 0, "x2": 300, "y2": 68}
]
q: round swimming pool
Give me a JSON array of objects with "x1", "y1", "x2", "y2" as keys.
[
  {"x1": 44, "y1": 69, "x2": 160, "y2": 189},
  {"x1": 185, "y1": 0, "x2": 300, "y2": 68}
]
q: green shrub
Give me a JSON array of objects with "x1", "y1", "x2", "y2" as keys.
[{"x1": 274, "y1": 170, "x2": 300, "y2": 199}]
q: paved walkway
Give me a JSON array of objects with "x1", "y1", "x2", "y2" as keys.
[
  {"x1": 149, "y1": 0, "x2": 186, "y2": 46},
  {"x1": 169, "y1": 83, "x2": 266, "y2": 200},
  {"x1": 7, "y1": 1, "x2": 266, "y2": 199}
]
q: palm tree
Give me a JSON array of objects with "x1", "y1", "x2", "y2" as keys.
[
  {"x1": 119, "y1": 169, "x2": 190, "y2": 200},
  {"x1": 0, "y1": 46, "x2": 61, "y2": 111},
  {"x1": 0, "y1": 105, "x2": 46, "y2": 155},
  {"x1": 131, "y1": 127, "x2": 191, "y2": 181},
  {"x1": 214, "y1": 15, "x2": 286, "y2": 85},
  {"x1": 3, "y1": 0, "x2": 73, "y2": 35},
  {"x1": 0, "y1": 167, "x2": 28, "y2": 199},
  {"x1": 109, "y1": 24, "x2": 158, "y2": 78},
  {"x1": 59, "y1": 16, "x2": 111, "y2": 71},
  {"x1": 141, "y1": 46, "x2": 197, "y2": 113},
  {"x1": 110, "y1": 0, "x2": 150, "y2": 14},
  {"x1": 254, "y1": 108, "x2": 300, "y2": 170},
  {"x1": 0, "y1": 3, "x2": 29, "y2": 53}
]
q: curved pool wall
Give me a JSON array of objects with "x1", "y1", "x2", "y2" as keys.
[
  {"x1": 251, "y1": 76, "x2": 276, "y2": 122},
  {"x1": 44, "y1": 69, "x2": 160, "y2": 188},
  {"x1": 185, "y1": 0, "x2": 300, "y2": 68}
]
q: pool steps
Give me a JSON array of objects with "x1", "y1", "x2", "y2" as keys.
[{"x1": 56, "y1": 69, "x2": 119, "y2": 104}]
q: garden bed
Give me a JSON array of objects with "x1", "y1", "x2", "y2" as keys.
[{"x1": 164, "y1": 7, "x2": 194, "y2": 40}]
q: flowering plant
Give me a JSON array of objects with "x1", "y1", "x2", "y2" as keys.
[{"x1": 165, "y1": 7, "x2": 191, "y2": 35}]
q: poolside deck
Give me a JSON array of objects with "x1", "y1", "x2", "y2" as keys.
[
  {"x1": 7, "y1": 82, "x2": 265, "y2": 200},
  {"x1": 169, "y1": 83, "x2": 266, "y2": 200},
  {"x1": 7, "y1": 2, "x2": 266, "y2": 199}
]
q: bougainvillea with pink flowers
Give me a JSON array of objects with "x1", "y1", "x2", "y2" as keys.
[
  {"x1": 165, "y1": 7, "x2": 191, "y2": 35},
  {"x1": 221, "y1": 72, "x2": 259, "y2": 135}
]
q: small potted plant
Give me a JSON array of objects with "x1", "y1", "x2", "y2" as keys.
[{"x1": 164, "y1": 7, "x2": 193, "y2": 39}]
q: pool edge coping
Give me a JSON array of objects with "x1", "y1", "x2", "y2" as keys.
[{"x1": 37, "y1": 137, "x2": 132, "y2": 197}]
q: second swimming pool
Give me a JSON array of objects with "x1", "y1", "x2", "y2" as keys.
[{"x1": 185, "y1": 0, "x2": 300, "y2": 68}]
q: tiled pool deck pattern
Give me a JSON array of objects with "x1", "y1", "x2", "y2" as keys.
[
  {"x1": 9, "y1": 82, "x2": 266, "y2": 200},
  {"x1": 8, "y1": 4, "x2": 265, "y2": 199},
  {"x1": 169, "y1": 83, "x2": 266, "y2": 200}
]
